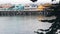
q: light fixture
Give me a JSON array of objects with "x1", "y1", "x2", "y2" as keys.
[{"x1": 30, "y1": 0, "x2": 37, "y2": 2}]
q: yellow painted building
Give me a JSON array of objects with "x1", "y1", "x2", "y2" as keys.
[
  {"x1": 37, "y1": 5, "x2": 46, "y2": 11},
  {"x1": 37, "y1": 3, "x2": 52, "y2": 11}
]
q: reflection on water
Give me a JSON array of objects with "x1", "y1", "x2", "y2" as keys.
[{"x1": 0, "y1": 15, "x2": 52, "y2": 34}]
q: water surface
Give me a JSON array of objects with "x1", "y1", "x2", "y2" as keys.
[{"x1": 0, "y1": 15, "x2": 52, "y2": 34}]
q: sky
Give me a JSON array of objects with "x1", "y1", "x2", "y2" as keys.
[{"x1": 0, "y1": 0, "x2": 59, "y2": 4}]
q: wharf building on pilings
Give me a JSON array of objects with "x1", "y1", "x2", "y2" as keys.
[{"x1": 0, "y1": 3, "x2": 59, "y2": 16}]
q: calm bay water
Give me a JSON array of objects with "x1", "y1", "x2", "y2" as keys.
[{"x1": 0, "y1": 15, "x2": 53, "y2": 34}]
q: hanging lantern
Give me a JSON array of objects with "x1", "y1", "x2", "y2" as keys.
[
  {"x1": 52, "y1": 0, "x2": 55, "y2": 2},
  {"x1": 30, "y1": 0, "x2": 37, "y2": 2}
]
